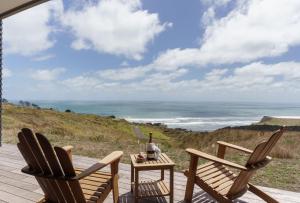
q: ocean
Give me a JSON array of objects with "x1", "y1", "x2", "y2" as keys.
[{"x1": 32, "y1": 101, "x2": 300, "y2": 131}]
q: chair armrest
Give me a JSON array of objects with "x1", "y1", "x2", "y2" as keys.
[
  {"x1": 99, "y1": 151, "x2": 123, "y2": 165},
  {"x1": 217, "y1": 141, "x2": 253, "y2": 154},
  {"x1": 217, "y1": 141, "x2": 272, "y2": 160},
  {"x1": 75, "y1": 151, "x2": 123, "y2": 180},
  {"x1": 22, "y1": 151, "x2": 123, "y2": 181},
  {"x1": 186, "y1": 148, "x2": 248, "y2": 171}
]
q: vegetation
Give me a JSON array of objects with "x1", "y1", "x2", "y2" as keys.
[
  {"x1": 2, "y1": 103, "x2": 300, "y2": 192},
  {"x1": 257, "y1": 116, "x2": 300, "y2": 126}
]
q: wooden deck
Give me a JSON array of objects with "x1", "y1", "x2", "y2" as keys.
[{"x1": 0, "y1": 144, "x2": 299, "y2": 203}]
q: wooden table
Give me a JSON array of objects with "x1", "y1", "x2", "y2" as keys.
[{"x1": 130, "y1": 153, "x2": 175, "y2": 203}]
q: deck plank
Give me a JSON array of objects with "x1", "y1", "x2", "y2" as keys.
[{"x1": 0, "y1": 143, "x2": 299, "y2": 203}]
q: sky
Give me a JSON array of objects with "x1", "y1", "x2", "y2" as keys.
[{"x1": 2, "y1": 0, "x2": 300, "y2": 102}]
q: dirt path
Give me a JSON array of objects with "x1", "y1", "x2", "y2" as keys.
[{"x1": 133, "y1": 126, "x2": 146, "y2": 141}]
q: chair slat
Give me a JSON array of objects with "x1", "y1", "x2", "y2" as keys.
[
  {"x1": 55, "y1": 146, "x2": 86, "y2": 203},
  {"x1": 259, "y1": 128, "x2": 284, "y2": 161},
  {"x1": 17, "y1": 143, "x2": 50, "y2": 200},
  {"x1": 36, "y1": 133, "x2": 77, "y2": 202},
  {"x1": 18, "y1": 131, "x2": 60, "y2": 202},
  {"x1": 20, "y1": 128, "x2": 66, "y2": 202}
]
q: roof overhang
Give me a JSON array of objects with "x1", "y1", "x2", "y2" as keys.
[{"x1": 0, "y1": 0, "x2": 49, "y2": 19}]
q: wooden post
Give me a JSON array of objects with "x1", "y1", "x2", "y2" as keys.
[{"x1": 184, "y1": 154, "x2": 198, "y2": 203}]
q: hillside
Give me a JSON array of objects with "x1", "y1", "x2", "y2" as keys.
[
  {"x1": 2, "y1": 103, "x2": 300, "y2": 191},
  {"x1": 257, "y1": 116, "x2": 300, "y2": 126}
]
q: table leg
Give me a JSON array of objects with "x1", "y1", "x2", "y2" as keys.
[
  {"x1": 161, "y1": 169, "x2": 164, "y2": 180},
  {"x1": 170, "y1": 167, "x2": 174, "y2": 203},
  {"x1": 134, "y1": 168, "x2": 139, "y2": 203},
  {"x1": 131, "y1": 162, "x2": 134, "y2": 192}
]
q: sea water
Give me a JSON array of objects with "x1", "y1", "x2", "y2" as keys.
[{"x1": 31, "y1": 101, "x2": 300, "y2": 131}]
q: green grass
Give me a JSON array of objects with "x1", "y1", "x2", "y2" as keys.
[{"x1": 2, "y1": 103, "x2": 300, "y2": 192}]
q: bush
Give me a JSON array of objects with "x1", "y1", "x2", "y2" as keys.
[{"x1": 65, "y1": 109, "x2": 72, "y2": 113}]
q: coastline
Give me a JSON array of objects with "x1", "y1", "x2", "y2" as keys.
[
  {"x1": 132, "y1": 115, "x2": 300, "y2": 135},
  {"x1": 28, "y1": 100, "x2": 300, "y2": 132}
]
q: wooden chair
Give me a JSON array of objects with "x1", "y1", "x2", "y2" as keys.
[
  {"x1": 17, "y1": 128, "x2": 123, "y2": 203},
  {"x1": 183, "y1": 127, "x2": 285, "y2": 203}
]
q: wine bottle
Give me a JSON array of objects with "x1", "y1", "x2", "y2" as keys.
[{"x1": 146, "y1": 132, "x2": 156, "y2": 160}]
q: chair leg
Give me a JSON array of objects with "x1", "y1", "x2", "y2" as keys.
[
  {"x1": 111, "y1": 161, "x2": 120, "y2": 203},
  {"x1": 112, "y1": 174, "x2": 120, "y2": 203},
  {"x1": 248, "y1": 183, "x2": 279, "y2": 203},
  {"x1": 184, "y1": 155, "x2": 198, "y2": 203}
]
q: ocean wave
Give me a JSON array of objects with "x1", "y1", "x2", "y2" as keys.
[{"x1": 125, "y1": 117, "x2": 260, "y2": 131}]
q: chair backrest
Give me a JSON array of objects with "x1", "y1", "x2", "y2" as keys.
[
  {"x1": 17, "y1": 128, "x2": 86, "y2": 202},
  {"x1": 227, "y1": 127, "x2": 285, "y2": 199}
]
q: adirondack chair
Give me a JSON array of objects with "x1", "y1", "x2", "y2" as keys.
[
  {"x1": 183, "y1": 127, "x2": 285, "y2": 203},
  {"x1": 17, "y1": 128, "x2": 123, "y2": 203}
]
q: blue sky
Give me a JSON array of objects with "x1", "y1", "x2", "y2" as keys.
[{"x1": 3, "y1": 0, "x2": 300, "y2": 102}]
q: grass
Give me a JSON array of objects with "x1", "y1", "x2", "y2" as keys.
[
  {"x1": 2, "y1": 103, "x2": 300, "y2": 192},
  {"x1": 257, "y1": 116, "x2": 300, "y2": 126}
]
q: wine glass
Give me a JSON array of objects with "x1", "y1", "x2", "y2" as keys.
[{"x1": 139, "y1": 143, "x2": 146, "y2": 156}]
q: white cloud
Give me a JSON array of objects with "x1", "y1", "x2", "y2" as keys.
[
  {"x1": 201, "y1": 0, "x2": 232, "y2": 7},
  {"x1": 61, "y1": 0, "x2": 171, "y2": 60},
  {"x1": 30, "y1": 68, "x2": 66, "y2": 81},
  {"x1": 62, "y1": 76, "x2": 102, "y2": 89},
  {"x1": 32, "y1": 54, "x2": 56, "y2": 62},
  {"x1": 190, "y1": 61, "x2": 300, "y2": 92},
  {"x1": 11, "y1": 60, "x2": 300, "y2": 102},
  {"x1": 3, "y1": 68, "x2": 12, "y2": 78},
  {"x1": 98, "y1": 66, "x2": 151, "y2": 81},
  {"x1": 155, "y1": 0, "x2": 300, "y2": 68},
  {"x1": 3, "y1": 0, "x2": 63, "y2": 56}
]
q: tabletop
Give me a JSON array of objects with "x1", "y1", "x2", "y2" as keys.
[{"x1": 130, "y1": 153, "x2": 175, "y2": 168}]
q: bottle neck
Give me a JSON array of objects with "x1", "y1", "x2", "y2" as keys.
[{"x1": 149, "y1": 133, "x2": 153, "y2": 143}]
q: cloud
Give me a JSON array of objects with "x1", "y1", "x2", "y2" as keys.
[
  {"x1": 61, "y1": 65, "x2": 187, "y2": 91},
  {"x1": 32, "y1": 54, "x2": 56, "y2": 62},
  {"x1": 61, "y1": 0, "x2": 171, "y2": 60},
  {"x1": 189, "y1": 61, "x2": 300, "y2": 92},
  {"x1": 201, "y1": 0, "x2": 232, "y2": 7},
  {"x1": 154, "y1": 0, "x2": 300, "y2": 69},
  {"x1": 3, "y1": 0, "x2": 63, "y2": 56},
  {"x1": 98, "y1": 66, "x2": 151, "y2": 81},
  {"x1": 30, "y1": 68, "x2": 66, "y2": 81},
  {"x1": 62, "y1": 76, "x2": 102, "y2": 90},
  {"x1": 3, "y1": 68, "x2": 12, "y2": 78},
  {"x1": 12, "y1": 60, "x2": 300, "y2": 101}
]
